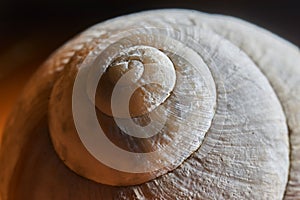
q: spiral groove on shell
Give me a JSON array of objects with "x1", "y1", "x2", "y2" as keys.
[
  {"x1": 50, "y1": 27, "x2": 218, "y2": 185},
  {"x1": 0, "y1": 9, "x2": 299, "y2": 200}
]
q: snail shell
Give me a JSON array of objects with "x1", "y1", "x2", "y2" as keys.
[{"x1": 0, "y1": 9, "x2": 299, "y2": 199}]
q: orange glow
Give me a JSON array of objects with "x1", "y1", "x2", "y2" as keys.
[{"x1": 0, "y1": 65, "x2": 37, "y2": 138}]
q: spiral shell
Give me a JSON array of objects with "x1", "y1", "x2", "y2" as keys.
[{"x1": 0, "y1": 9, "x2": 299, "y2": 200}]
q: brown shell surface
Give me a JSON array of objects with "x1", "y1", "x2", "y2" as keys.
[{"x1": 0, "y1": 9, "x2": 299, "y2": 200}]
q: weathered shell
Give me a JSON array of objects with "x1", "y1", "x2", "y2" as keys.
[{"x1": 0, "y1": 9, "x2": 299, "y2": 200}]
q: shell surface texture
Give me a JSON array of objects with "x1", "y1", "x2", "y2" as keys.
[{"x1": 0, "y1": 9, "x2": 299, "y2": 200}]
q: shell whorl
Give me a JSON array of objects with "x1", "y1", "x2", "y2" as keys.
[
  {"x1": 49, "y1": 27, "x2": 218, "y2": 185},
  {"x1": 0, "y1": 9, "x2": 299, "y2": 200}
]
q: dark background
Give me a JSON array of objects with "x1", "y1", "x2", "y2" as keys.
[
  {"x1": 1, "y1": 0, "x2": 299, "y2": 54},
  {"x1": 0, "y1": 0, "x2": 299, "y2": 133},
  {"x1": 0, "y1": 0, "x2": 299, "y2": 77}
]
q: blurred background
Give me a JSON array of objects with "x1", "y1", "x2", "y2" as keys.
[{"x1": 0, "y1": 0, "x2": 299, "y2": 134}]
